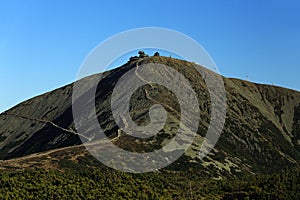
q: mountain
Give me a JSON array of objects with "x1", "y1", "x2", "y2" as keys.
[{"x1": 1, "y1": 56, "x2": 300, "y2": 178}]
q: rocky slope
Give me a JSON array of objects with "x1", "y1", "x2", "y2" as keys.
[{"x1": 0, "y1": 56, "x2": 300, "y2": 177}]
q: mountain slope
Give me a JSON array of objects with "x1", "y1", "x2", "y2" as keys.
[{"x1": 0, "y1": 56, "x2": 300, "y2": 177}]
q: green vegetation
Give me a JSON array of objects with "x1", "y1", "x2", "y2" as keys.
[
  {"x1": 0, "y1": 166, "x2": 299, "y2": 199},
  {"x1": 1, "y1": 56, "x2": 300, "y2": 199}
]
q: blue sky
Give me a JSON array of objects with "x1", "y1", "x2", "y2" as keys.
[{"x1": 1, "y1": 0, "x2": 300, "y2": 112}]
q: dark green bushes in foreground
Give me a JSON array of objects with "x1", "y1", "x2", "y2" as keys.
[{"x1": 0, "y1": 167, "x2": 299, "y2": 199}]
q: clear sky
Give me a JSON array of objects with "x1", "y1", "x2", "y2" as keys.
[{"x1": 1, "y1": 0, "x2": 300, "y2": 112}]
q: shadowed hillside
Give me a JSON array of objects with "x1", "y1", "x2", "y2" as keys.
[{"x1": 0, "y1": 56, "x2": 300, "y2": 178}]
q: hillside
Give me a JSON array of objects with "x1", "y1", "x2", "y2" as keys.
[
  {"x1": 0, "y1": 139, "x2": 299, "y2": 199},
  {"x1": 0, "y1": 56, "x2": 300, "y2": 178}
]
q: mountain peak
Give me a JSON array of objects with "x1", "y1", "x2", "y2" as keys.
[{"x1": 0, "y1": 57, "x2": 300, "y2": 177}]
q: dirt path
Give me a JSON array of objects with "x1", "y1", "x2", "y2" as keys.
[
  {"x1": 2, "y1": 112, "x2": 93, "y2": 141},
  {"x1": 0, "y1": 143, "x2": 85, "y2": 163},
  {"x1": 134, "y1": 59, "x2": 154, "y2": 89}
]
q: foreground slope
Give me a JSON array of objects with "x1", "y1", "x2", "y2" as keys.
[
  {"x1": 0, "y1": 144, "x2": 299, "y2": 199},
  {"x1": 0, "y1": 56, "x2": 300, "y2": 177}
]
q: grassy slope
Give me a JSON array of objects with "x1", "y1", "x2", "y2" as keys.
[
  {"x1": 0, "y1": 143, "x2": 299, "y2": 199},
  {"x1": 1, "y1": 56, "x2": 300, "y2": 198}
]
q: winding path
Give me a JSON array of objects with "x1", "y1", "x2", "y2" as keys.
[{"x1": 134, "y1": 59, "x2": 154, "y2": 89}]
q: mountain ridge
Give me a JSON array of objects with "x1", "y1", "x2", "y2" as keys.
[{"x1": 0, "y1": 56, "x2": 300, "y2": 178}]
